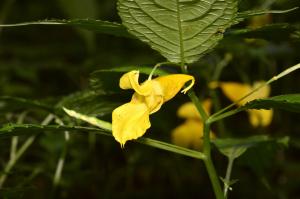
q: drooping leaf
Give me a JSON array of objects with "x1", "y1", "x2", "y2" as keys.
[
  {"x1": 0, "y1": 19, "x2": 132, "y2": 38},
  {"x1": 118, "y1": 0, "x2": 238, "y2": 63},
  {"x1": 213, "y1": 135, "x2": 289, "y2": 159},
  {"x1": 0, "y1": 123, "x2": 205, "y2": 160},
  {"x1": 0, "y1": 96, "x2": 54, "y2": 113},
  {"x1": 57, "y1": 0, "x2": 99, "y2": 51},
  {"x1": 244, "y1": 94, "x2": 300, "y2": 113},
  {"x1": 225, "y1": 23, "x2": 300, "y2": 42},
  {"x1": 0, "y1": 123, "x2": 109, "y2": 138},
  {"x1": 238, "y1": 136, "x2": 289, "y2": 178}
]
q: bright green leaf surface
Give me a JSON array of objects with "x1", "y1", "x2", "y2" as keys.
[{"x1": 118, "y1": 0, "x2": 238, "y2": 63}]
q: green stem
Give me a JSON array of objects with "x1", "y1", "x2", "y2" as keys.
[
  {"x1": 181, "y1": 64, "x2": 224, "y2": 199},
  {"x1": 210, "y1": 90, "x2": 227, "y2": 136},
  {"x1": 203, "y1": 123, "x2": 224, "y2": 199},
  {"x1": 0, "y1": 114, "x2": 54, "y2": 188},
  {"x1": 224, "y1": 157, "x2": 235, "y2": 198},
  {"x1": 53, "y1": 117, "x2": 70, "y2": 188},
  {"x1": 210, "y1": 63, "x2": 300, "y2": 123},
  {"x1": 181, "y1": 65, "x2": 208, "y2": 121}
]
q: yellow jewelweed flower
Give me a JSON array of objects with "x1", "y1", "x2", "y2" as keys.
[
  {"x1": 219, "y1": 81, "x2": 273, "y2": 127},
  {"x1": 171, "y1": 99, "x2": 215, "y2": 150},
  {"x1": 112, "y1": 70, "x2": 195, "y2": 147}
]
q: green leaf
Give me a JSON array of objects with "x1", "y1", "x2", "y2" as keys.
[
  {"x1": 0, "y1": 19, "x2": 132, "y2": 38},
  {"x1": 213, "y1": 135, "x2": 289, "y2": 159},
  {"x1": 0, "y1": 123, "x2": 109, "y2": 138},
  {"x1": 118, "y1": 0, "x2": 238, "y2": 63},
  {"x1": 90, "y1": 66, "x2": 169, "y2": 94},
  {"x1": 56, "y1": 90, "x2": 122, "y2": 116},
  {"x1": 0, "y1": 123, "x2": 205, "y2": 160},
  {"x1": 63, "y1": 107, "x2": 112, "y2": 131},
  {"x1": 243, "y1": 94, "x2": 300, "y2": 113},
  {"x1": 225, "y1": 23, "x2": 300, "y2": 42},
  {"x1": 0, "y1": 96, "x2": 54, "y2": 113}
]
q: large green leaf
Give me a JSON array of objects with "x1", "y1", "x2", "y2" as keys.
[{"x1": 118, "y1": 0, "x2": 238, "y2": 63}]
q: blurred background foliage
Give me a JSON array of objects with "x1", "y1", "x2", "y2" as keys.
[{"x1": 0, "y1": 0, "x2": 300, "y2": 198}]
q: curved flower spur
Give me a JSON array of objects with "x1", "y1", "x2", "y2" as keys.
[{"x1": 112, "y1": 70, "x2": 195, "y2": 147}]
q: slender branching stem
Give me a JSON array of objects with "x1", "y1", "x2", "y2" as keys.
[
  {"x1": 0, "y1": 114, "x2": 54, "y2": 188},
  {"x1": 223, "y1": 157, "x2": 235, "y2": 198},
  {"x1": 181, "y1": 64, "x2": 224, "y2": 199}
]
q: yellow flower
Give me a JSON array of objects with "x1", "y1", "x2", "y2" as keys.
[
  {"x1": 219, "y1": 81, "x2": 273, "y2": 127},
  {"x1": 112, "y1": 70, "x2": 195, "y2": 147},
  {"x1": 171, "y1": 99, "x2": 215, "y2": 150}
]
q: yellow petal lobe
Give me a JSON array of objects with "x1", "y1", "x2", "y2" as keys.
[
  {"x1": 220, "y1": 81, "x2": 270, "y2": 106},
  {"x1": 154, "y1": 74, "x2": 195, "y2": 102},
  {"x1": 171, "y1": 120, "x2": 215, "y2": 150},
  {"x1": 248, "y1": 109, "x2": 273, "y2": 127},
  {"x1": 112, "y1": 102, "x2": 151, "y2": 147},
  {"x1": 177, "y1": 99, "x2": 212, "y2": 120},
  {"x1": 119, "y1": 70, "x2": 152, "y2": 95},
  {"x1": 220, "y1": 82, "x2": 252, "y2": 106},
  {"x1": 249, "y1": 81, "x2": 270, "y2": 100}
]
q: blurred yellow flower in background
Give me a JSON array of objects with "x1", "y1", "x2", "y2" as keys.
[
  {"x1": 171, "y1": 100, "x2": 215, "y2": 150},
  {"x1": 112, "y1": 70, "x2": 195, "y2": 147},
  {"x1": 219, "y1": 81, "x2": 273, "y2": 127}
]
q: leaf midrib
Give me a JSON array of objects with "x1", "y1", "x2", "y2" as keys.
[{"x1": 176, "y1": 0, "x2": 185, "y2": 65}]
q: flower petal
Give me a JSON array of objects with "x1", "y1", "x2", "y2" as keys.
[
  {"x1": 220, "y1": 82, "x2": 252, "y2": 106},
  {"x1": 154, "y1": 74, "x2": 195, "y2": 102},
  {"x1": 112, "y1": 102, "x2": 151, "y2": 147},
  {"x1": 119, "y1": 70, "x2": 152, "y2": 96},
  {"x1": 251, "y1": 81, "x2": 270, "y2": 99},
  {"x1": 171, "y1": 120, "x2": 215, "y2": 150},
  {"x1": 248, "y1": 109, "x2": 273, "y2": 127},
  {"x1": 177, "y1": 99, "x2": 212, "y2": 119},
  {"x1": 220, "y1": 81, "x2": 270, "y2": 106}
]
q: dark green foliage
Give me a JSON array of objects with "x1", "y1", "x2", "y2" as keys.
[{"x1": 0, "y1": 0, "x2": 300, "y2": 199}]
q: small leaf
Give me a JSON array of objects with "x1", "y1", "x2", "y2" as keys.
[
  {"x1": 0, "y1": 19, "x2": 132, "y2": 38},
  {"x1": 213, "y1": 135, "x2": 289, "y2": 159},
  {"x1": 118, "y1": 0, "x2": 238, "y2": 63}
]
